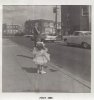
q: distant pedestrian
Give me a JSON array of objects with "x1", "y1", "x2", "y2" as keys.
[
  {"x1": 32, "y1": 23, "x2": 40, "y2": 47},
  {"x1": 33, "y1": 42, "x2": 50, "y2": 74}
]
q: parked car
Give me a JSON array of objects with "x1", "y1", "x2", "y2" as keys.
[
  {"x1": 24, "y1": 34, "x2": 33, "y2": 38},
  {"x1": 24, "y1": 34, "x2": 34, "y2": 41},
  {"x1": 24, "y1": 34, "x2": 57, "y2": 42},
  {"x1": 41, "y1": 33, "x2": 57, "y2": 42},
  {"x1": 63, "y1": 31, "x2": 91, "y2": 48}
]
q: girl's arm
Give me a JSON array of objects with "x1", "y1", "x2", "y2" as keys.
[
  {"x1": 42, "y1": 50, "x2": 50, "y2": 61},
  {"x1": 33, "y1": 47, "x2": 37, "y2": 55},
  {"x1": 44, "y1": 47, "x2": 48, "y2": 52}
]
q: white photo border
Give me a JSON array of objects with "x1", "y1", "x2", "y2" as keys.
[{"x1": 0, "y1": 0, "x2": 94, "y2": 100}]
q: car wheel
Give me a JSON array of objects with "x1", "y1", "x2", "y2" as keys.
[{"x1": 81, "y1": 42, "x2": 89, "y2": 48}]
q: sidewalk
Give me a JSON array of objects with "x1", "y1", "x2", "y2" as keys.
[{"x1": 2, "y1": 39, "x2": 90, "y2": 92}]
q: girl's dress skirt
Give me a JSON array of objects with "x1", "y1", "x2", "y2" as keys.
[{"x1": 33, "y1": 56, "x2": 47, "y2": 65}]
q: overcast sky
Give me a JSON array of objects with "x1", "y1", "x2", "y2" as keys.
[{"x1": 3, "y1": 5, "x2": 61, "y2": 25}]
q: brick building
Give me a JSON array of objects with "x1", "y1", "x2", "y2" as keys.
[
  {"x1": 61, "y1": 5, "x2": 91, "y2": 35},
  {"x1": 3, "y1": 24, "x2": 20, "y2": 36}
]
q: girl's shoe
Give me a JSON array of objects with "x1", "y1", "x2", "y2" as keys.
[{"x1": 40, "y1": 70, "x2": 46, "y2": 74}]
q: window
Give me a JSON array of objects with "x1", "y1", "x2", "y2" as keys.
[
  {"x1": 82, "y1": 6, "x2": 89, "y2": 16},
  {"x1": 45, "y1": 28, "x2": 53, "y2": 34}
]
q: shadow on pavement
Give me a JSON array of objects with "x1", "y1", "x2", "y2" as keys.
[
  {"x1": 22, "y1": 66, "x2": 57, "y2": 73},
  {"x1": 22, "y1": 67, "x2": 37, "y2": 73},
  {"x1": 17, "y1": 55, "x2": 33, "y2": 59}
]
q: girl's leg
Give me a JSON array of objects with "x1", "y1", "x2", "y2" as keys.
[
  {"x1": 37, "y1": 65, "x2": 40, "y2": 73},
  {"x1": 41, "y1": 65, "x2": 43, "y2": 71},
  {"x1": 40, "y1": 65, "x2": 46, "y2": 74},
  {"x1": 37, "y1": 65, "x2": 43, "y2": 74},
  {"x1": 39, "y1": 65, "x2": 42, "y2": 73}
]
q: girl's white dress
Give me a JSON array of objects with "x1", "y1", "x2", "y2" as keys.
[{"x1": 33, "y1": 48, "x2": 50, "y2": 65}]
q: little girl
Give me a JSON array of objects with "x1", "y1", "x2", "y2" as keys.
[{"x1": 33, "y1": 42, "x2": 50, "y2": 74}]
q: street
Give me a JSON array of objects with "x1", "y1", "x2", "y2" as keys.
[{"x1": 6, "y1": 36, "x2": 91, "y2": 82}]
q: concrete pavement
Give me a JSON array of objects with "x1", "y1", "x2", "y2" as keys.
[{"x1": 2, "y1": 39, "x2": 90, "y2": 92}]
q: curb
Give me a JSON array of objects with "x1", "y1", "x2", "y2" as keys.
[{"x1": 48, "y1": 62, "x2": 91, "y2": 89}]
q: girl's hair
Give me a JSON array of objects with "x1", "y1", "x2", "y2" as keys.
[{"x1": 36, "y1": 42, "x2": 45, "y2": 50}]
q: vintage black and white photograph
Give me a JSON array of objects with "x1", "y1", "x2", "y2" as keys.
[{"x1": 2, "y1": 5, "x2": 91, "y2": 93}]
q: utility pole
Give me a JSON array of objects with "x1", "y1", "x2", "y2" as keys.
[
  {"x1": 53, "y1": 5, "x2": 58, "y2": 35},
  {"x1": 55, "y1": 5, "x2": 57, "y2": 35}
]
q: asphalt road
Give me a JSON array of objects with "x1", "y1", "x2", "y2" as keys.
[{"x1": 6, "y1": 36, "x2": 91, "y2": 82}]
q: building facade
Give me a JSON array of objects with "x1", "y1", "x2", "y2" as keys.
[
  {"x1": 3, "y1": 24, "x2": 20, "y2": 36},
  {"x1": 24, "y1": 19, "x2": 61, "y2": 35},
  {"x1": 61, "y1": 5, "x2": 91, "y2": 35}
]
